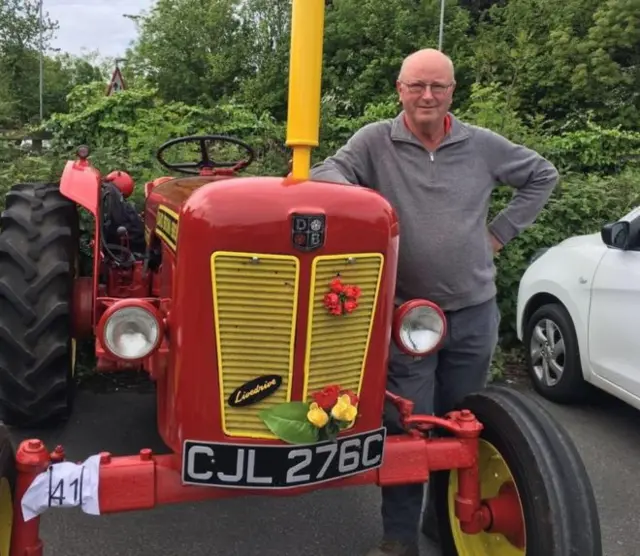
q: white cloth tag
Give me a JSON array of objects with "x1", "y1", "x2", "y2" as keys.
[{"x1": 21, "y1": 454, "x2": 101, "y2": 521}]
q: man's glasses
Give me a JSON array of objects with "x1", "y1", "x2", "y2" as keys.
[{"x1": 399, "y1": 81, "x2": 453, "y2": 96}]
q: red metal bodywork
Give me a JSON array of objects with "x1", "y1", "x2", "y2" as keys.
[
  {"x1": 60, "y1": 158, "x2": 102, "y2": 337},
  {"x1": 147, "y1": 174, "x2": 399, "y2": 453}
]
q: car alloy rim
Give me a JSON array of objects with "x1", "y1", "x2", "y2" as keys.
[{"x1": 530, "y1": 318, "x2": 565, "y2": 386}]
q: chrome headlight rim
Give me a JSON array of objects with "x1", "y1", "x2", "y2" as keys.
[
  {"x1": 98, "y1": 300, "x2": 164, "y2": 361},
  {"x1": 393, "y1": 300, "x2": 447, "y2": 357}
]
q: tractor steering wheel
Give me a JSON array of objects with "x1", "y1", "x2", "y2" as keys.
[{"x1": 156, "y1": 134, "x2": 255, "y2": 175}]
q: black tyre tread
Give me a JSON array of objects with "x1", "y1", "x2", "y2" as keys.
[
  {"x1": 434, "y1": 384, "x2": 602, "y2": 556},
  {"x1": 0, "y1": 182, "x2": 78, "y2": 427},
  {"x1": 524, "y1": 302, "x2": 591, "y2": 404},
  {"x1": 493, "y1": 386, "x2": 602, "y2": 552}
]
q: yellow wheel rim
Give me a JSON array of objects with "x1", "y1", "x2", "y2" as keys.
[
  {"x1": 71, "y1": 338, "x2": 77, "y2": 377},
  {"x1": 71, "y1": 250, "x2": 79, "y2": 378},
  {"x1": 447, "y1": 439, "x2": 526, "y2": 556},
  {"x1": 0, "y1": 477, "x2": 13, "y2": 556}
]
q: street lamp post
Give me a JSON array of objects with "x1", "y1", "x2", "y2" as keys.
[
  {"x1": 39, "y1": 0, "x2": 43, "y2": 121},
  {"x1": 438, "y1": 0, "x2": 445, "y2": 51}
]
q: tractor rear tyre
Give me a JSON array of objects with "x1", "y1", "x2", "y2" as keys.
[
  {"x1": 432, "y1": 384, "x2": 602, "y2": 556},
  {"x1": 0, "y1": 183, "x2": 79, "y2": 428}
]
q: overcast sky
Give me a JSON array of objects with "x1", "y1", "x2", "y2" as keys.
[{"x1": 47, "y1": 0, "x2": 156, "y2": 59}]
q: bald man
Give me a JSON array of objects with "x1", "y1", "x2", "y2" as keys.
[{"x1": 310, "y1": 48, "x2": 559, "y2": 556}]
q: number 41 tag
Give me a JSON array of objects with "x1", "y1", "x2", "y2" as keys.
[{"x1": 21, "y1": 454, "x2": 101, "y2": 521}]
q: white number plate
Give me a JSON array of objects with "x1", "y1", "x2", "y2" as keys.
[{"x1": 182, "y1": 427, "x2": 386, "y2": 489}]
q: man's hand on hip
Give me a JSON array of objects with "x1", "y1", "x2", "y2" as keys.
[{"x1": 489, "y1": 232, "x2": 503, "y2": 254}]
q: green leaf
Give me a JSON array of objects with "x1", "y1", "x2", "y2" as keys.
[{"x1": 259, "y1": 402, "x2": 319, "y2": 444}]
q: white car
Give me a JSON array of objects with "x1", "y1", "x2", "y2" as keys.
[{"x1": 516, "y1": 205, "x2": 640, "y2": 410}]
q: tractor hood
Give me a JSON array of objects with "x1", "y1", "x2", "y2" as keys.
[
  {"x1": 145, "y1": 175, "x2": 225, "y2": 217},
  {"x1": 149, "y1": 173, "x2": 400, "y2": 449}
]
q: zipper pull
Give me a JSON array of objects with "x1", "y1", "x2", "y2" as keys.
[{"x1": 429, "y1": 152, "x2": 434, "y2": 161}]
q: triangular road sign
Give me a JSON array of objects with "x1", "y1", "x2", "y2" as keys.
[{"x1": 106, "y1": 66, "x2": 126, "y2": 96}]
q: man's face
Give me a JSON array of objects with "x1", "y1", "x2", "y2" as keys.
[{"x1": 396, "y1": 62, "x2": 455, "y2": 129}]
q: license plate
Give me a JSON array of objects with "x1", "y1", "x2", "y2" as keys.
[{"x1": 181, "y1": 427, "x2": 387, "y2": 489}]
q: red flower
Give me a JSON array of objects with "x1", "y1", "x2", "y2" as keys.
[
  {"x1": 323, "y1": 276, "x2": 362, "y2": 317},
  {"x1": 330, "y1": 278, "x2": 344, "y2": 293},
  {"x1": 324, "y1": 292, "x2": 339, "y2": 307},
  {"x1": 343, "y1": 299, "x2": 358, "y2": 313},
  {"x1": 312, "y1": 385, "x2": 341, "y2": 409},
  {"x1": 343, "y1": 285, "x2": 361, "y2": 299}
]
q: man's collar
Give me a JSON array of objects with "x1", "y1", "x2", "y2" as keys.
[{"x1": 392, "y1": 111, "x2": 469, "y2": 147}]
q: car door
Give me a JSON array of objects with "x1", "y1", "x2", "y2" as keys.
[{"x1": 588, "y1": 245, "x2": 640, "y2": 397}]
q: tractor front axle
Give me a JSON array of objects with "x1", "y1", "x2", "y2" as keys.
[{"x1": 9, "y1": 405, "x2": 524, "y2": 556}]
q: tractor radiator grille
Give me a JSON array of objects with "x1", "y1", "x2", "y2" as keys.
[
  {"x1": 211, "y1": 252, "x2": 299, "y2": 439},
  {"x1": 303, "y1": 254, "x2": 384, "y2": 400}
]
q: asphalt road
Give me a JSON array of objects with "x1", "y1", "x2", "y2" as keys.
[{"x1": 8, "y1": 378, "x2": 640, "y2": 556}]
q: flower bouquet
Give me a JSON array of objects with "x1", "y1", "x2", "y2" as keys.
[
  {"x1": 323, "y1": 277, "x2": 362, "y2": 316},
  {"x1": 259, "y1": 384, "x2": 359, "y2": 444}
]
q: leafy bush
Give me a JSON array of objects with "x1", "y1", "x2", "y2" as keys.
[{"x1": 2, "y1": 81, "x2": 639, "y2": 353}]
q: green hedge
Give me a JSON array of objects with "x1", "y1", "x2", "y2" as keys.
[{"x1": 2, "y1": 83, "x2": 640, "y2": 353}]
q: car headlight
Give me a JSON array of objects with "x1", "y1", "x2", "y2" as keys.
[
  {"x1": 99, "y1": 301, "x2": 163, "y2": 360},
  {"x1": 393, "y1": 300, "x2": 447, "y2": 357}
]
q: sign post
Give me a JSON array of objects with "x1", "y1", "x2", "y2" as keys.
[{"x1": 106, "y1": 61, "x2": 127, "y2": 96}]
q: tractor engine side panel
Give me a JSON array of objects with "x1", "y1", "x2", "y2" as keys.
[{"x1": 158, "y1": 177, "x2": 399, "y2": 452}]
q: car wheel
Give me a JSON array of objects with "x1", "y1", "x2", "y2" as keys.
[{"x1": 523, "y1": 302, "x2": 591, "y2": 403}]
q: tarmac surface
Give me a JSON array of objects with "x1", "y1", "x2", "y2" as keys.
[{"x1": 8, "y1": 377, "x2": 640, "y2": 556}]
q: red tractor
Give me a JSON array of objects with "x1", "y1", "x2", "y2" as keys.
[{"x1": 0, "y1": 1, "x2": 601, "y2": 555}]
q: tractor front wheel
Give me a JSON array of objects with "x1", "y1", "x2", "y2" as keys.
[
  {"x1": 432, "y1": 385, "x2": 602, "y2": 556},
  {"x1": 0, "y1": 182, "x2": 79, "y2": 427}
]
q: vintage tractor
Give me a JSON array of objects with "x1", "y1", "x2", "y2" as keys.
[{"x1": 0, "y1": 1, "x2": 601, "y2": 555}]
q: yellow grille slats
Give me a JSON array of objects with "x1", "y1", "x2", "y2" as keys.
[
  {"x1": 311, "y1": 320, "x2": 372, "y2": 334},
  {"x1": 308, "y1": 354, "x2": 368, "y2": 368},
  {"x1": 212, "y1": 252, "x2": 299, "y2": 438},
  {"x1": 212, "y1": 250, "x2": 384, "y2": 439},
  {"x1": 303, "y1": 254, "x2": 384, "y2": 403}
]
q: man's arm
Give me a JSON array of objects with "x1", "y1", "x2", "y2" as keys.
[
  {"x1": 483, "y1": 130, "x2": 559, "y2": 249},
  {"x1": 309, "y1": 124, "x2": 376, "y2": 185}
]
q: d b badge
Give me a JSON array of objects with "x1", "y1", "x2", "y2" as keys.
[{"x1": 291, "y1": 214, "x2": 325, "y2": 252}]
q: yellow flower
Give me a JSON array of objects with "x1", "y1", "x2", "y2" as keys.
[
  {"x1": 331, "y1": 394, "x2": 358, "y2": 422},
  {"x1": 307, "y1": 402, "x2": 329, "y2": 428}
]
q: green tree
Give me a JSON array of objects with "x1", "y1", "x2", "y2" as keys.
[
  {"x1": 0, "y1": 0, "x2": 58, "y2": 125},
  {"x1": 124, "y1": 0, "x2": 250, "y2": 106},
  {"x1": 235, "y1": 0, "x2": 291, "y2": 119},
  {"x1": 321, "y1": 0, "x2": 474, "y2": 117}
]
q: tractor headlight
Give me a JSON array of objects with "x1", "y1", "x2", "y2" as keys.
[
  {"x1": 99, "y1": 301, "x2": 163, "y2": 360},
  {"x1": 393, "y1": 300, "x2": 446, "y2": 357}
]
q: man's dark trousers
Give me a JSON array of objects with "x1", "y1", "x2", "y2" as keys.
[{"x1": 380, "y1": 296, "x2": 501, "y2": 545}]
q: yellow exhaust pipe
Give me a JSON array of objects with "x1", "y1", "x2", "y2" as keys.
[{"x1": 286, "y1": 0, "x2": 326, "y2": 180}]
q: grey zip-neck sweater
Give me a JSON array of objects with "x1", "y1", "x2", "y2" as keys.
[{"x1": 310, "y1": 112, "x2": 559, "y2": 312}]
